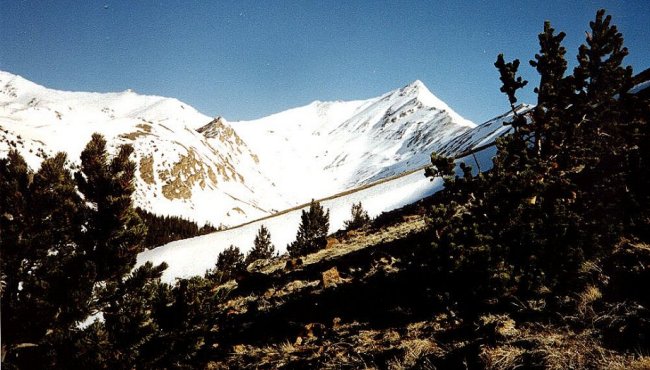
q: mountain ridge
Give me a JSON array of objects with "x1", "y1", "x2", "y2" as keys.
[{"x1": 0, "y1": 70, "x2": 475, "y2": 228}]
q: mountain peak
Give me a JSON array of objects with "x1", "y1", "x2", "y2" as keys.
[
  {"x1": 407, "y1": 79, "x2": 426, "y2": 89},
  {"x1": 398, "y1": 79, "x2": 475, "y2": 128},
  {"x1": 401, "y1": 79, "x2": 437, "y2": 102}
]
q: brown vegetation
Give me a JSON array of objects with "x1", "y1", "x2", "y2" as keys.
[{"x1": 139, "y1": 155, "x2": 155, "y2": 185}]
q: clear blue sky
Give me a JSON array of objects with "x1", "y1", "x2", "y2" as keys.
[{"x1": 1, "y1": 1, "x2": 648, "y2": 124}]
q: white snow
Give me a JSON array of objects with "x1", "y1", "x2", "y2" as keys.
[
  {"x1": 137, "y1": 168, "x2": 443, "y2": 283},
  {"x1": 0, "y1": 71, "x2": 283, "y2": 226},
  {"x1": 230, "y1": 80, "x2": 476, "y2": 204},
  {"x1": 437, "y1": 104, "x2": 532, "y2": 156}
]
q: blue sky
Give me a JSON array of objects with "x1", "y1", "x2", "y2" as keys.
[{"x1": 1, "y1": 1, "x2": 648, "y2": 123}]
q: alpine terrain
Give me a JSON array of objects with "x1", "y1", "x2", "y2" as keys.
[
  {"x1": 0, "y1": 71, "x2": 475, "y2": 228},
  {"x1": 2, "y1": 9, "x2": 650, "y2": 369}
]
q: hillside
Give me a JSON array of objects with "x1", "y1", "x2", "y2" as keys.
[
  {"x1": 230, "y1": 80, "x2": 475, "y2": 201},
  {"x1": 2, "y1": 9, "x2": 649, "y2": 370},
  {"x1": 190, "y1": 200, "x2": 649, "y2": 369}
]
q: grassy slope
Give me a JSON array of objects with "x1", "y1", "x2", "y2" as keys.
[{"x1": 199, "y1": 196, "x2": 648, "y2": 369}]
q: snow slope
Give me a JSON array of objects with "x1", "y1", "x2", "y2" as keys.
[
  {"x1": 138, "y1": 103, "x2": 516, "y2": 283},
  {"x1": 437, "y1": 104, "x2": 531, "y2": 156},
  {"x1": 0, "y1": 69, "x2": 514, "y2": 282}
]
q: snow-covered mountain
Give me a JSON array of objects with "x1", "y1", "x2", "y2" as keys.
[
  {"x1": 0, "y1": 71, "x2": 284, "y2": 226},
  {"x1": 230, "y1": 80, "x2": 475, "y2": 202},
  {"x1": 0, "y1": 70, "x2": 475, "y2": 227}
]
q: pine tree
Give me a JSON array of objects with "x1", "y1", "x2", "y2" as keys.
[
  {"x1": 136, "y1": 208, "x2": 217, "y2": 249},
  {"x1": 424, "y1": 153, "x2": 455, "y2": 180},
  {"x1": 423, "y1": 9, "x2": 648, "y2": 305},
  {"x1": 1, "y1": 134, "x2": 159, "y2": 368},
  {"x1": 207, "y1": 245, "x2": 245, "y2": 284},
  {"x1": 344, "y1": 202, "x2": 370, "y2": 231},
  {"x1": 494, "y1": 54, "x2": 529, "y2": 131},
  {"x1": 98, "y1": 262, "x2": 168, "y2": 369},
  {"x1": 287, "y1": 200, "x2": 330, "y2": 257},
  {"x1": 0, "y1": 152, "x2": 98, "y2": 367},
  {"x1": 529, "y1": 21, "x2": 569, "y2": 158},
  {"x1": 0, "y1": 150, "x2": 30, "y2": 327},
  {"x1": 245, "y1": 225, "x2": 275, "y2": 265},
  {"x1": 75, "y1": 133, "x2": 146, "y2": 281}
]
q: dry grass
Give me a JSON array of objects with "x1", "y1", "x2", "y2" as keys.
[
  {"x1": 477, "y1": 314, "x2": 519, "y2": 339},
  {"x1": 398, "y1": 339, "x2": 440, "y2": 368},
  {"x1": 302, "y1": 218, "x2": 426, "y2": 266},
  {"x1": 201, "y1": 202, "x2": 646, "y2": 369},
  {"x1": 480, "y1": 345, "x2": 525, "y2": 370},
  {"x1": 139, "y1": 155, "x2": 155, "y2": 185},
  {"x1": 577, "y1": 284, "x2": 602, "y2": 317},
  {"x1": 120, "y1": 123, "x2": 153, "y2": 140},
  {"x1": 607, "y1": 356, "x2": 650, "y2": 370},
  {"x1": 321, "y1": 267, "x2": 342, "y2": 288},
  {"x1": 476, "y1": 324, "x2": 634, "y2": 370},
  {"x1": 159, "y1": 149, "x2": 214, "y2": 200}
]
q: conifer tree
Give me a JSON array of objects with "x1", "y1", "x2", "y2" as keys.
[
  {"x1": 0, "y1": 150, "x2": 30, "y2": 328},
  {"x1": 344, "y1": 202, "x2": 370, "y2": 231},
  {"x1": 97, "y1": 262, "x2": 169, "y2": 369},
  {"x1": 136, "y1": 208, "x2": 217, "y2": 249},
  {"x1": 494, "y1": 54, "x2": 529, "y2": 131},
  {"x1": 75, "y1": 133, "x2": 146, "y2": 281},
  {"x1": 287, "y1": 200, "x2": 330, "y2": 257},
  {"x1": 423, "y1": 9, "x2": 648, "y2": 306},
  {"x1": 1, "y1": 135, "x2": 158, "y2": 368},
  {"x1": 207, "y1": 245, "x2": 245, "y2": 284},
  {"x1": 0, "y1": 152, "x2": 94, "y2": 366},
  {"x1": 245, "y1": 225, "x2": 276, "y2": 265},
  {"x1": 529, "y1": 21, "x2": 569, "y2": 157}
]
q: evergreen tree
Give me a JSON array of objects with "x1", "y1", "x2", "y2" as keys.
[
  {"x1": 287, "y1": 200, "x2": 330, "y2": 257},
  {"x1": 75, "y1": 133, "x2": 146, "y2": 281},
  {"x1": 0, "y1": 152, "x2": 95, "y2": 367},
  {"x1": 344, "y1": 202, "x2": 370, "y2": 231},
  {"x1": 207, "y1": 245, "x2": 245, "y2": 284},
  {"x1": 494, "y1": 54, "x2": 529, "y2": 131},
  {"x1": 421, "y1": 9, "x2": 648, "y2": 307},
  {"x1": 245, "y1": 225, "x2": 276, "y2": 265},
  {"x1": 97, "y1": 262, "x2": 168, "y2": 369},
  {"x1": 529, "y1": 21, "x2": 570, "y2": 157},
  {"x1": 136, "y1": 208, "x2": 217, "y2": 249},
  {"x1": 1, "y1": 134, "x2": 159, "y2": 368},
  {"x1": 424, "y1": 152, "x2": 455, "y2": 180}
]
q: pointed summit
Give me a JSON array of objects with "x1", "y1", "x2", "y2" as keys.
[
  {"x1": 408, "y1": 79, "x2": 427, "y2": 89},
  {"x1": 197, "y1": 116, "x2": 233, "y2": 139},
  {"x1": 399, "y1": 79, "x2": 474, "y2": 127}
]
